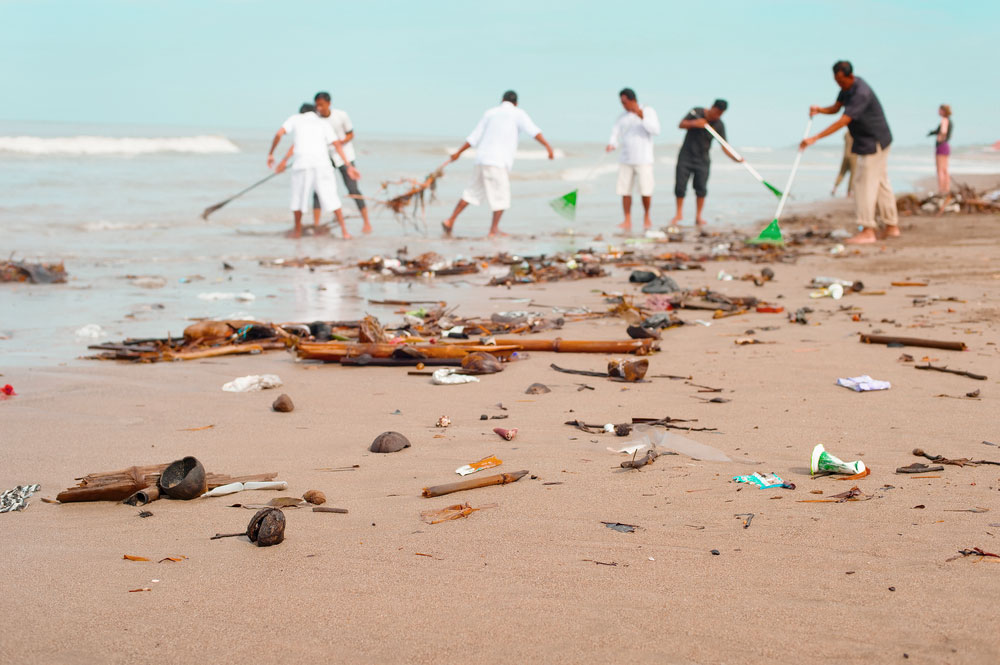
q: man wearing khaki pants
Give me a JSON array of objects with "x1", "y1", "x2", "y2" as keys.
[
  {"x1": 606, "y1": 87, "x2": 660, "y2": 232},
  {"x1": 800, "y1": 60, "x2": 898, "y2": 244}
]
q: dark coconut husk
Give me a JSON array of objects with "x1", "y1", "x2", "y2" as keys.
[
  {"x1": 461, "y1": 351, "x2": 503, "y2": 374},
  {"x1": 248, "y1": 507, "x2": 285, "y2": 546},
  {"x1": 158, "y1": 457, "x2": 207, "y2": 500},
  {"x1": 369, "y1": 431, "x2": 411, "y2": 453}
]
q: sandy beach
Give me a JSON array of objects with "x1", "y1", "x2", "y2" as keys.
[{"x1": 3, "y1": 194, "x2": 999, "y2": 664}]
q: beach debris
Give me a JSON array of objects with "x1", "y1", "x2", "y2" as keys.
[
  {"x1": 313, "y1": 506, "x2": 349, "y2": 514},
  {"x1": 435, "y1": 415, "x2": 452, "y2": 428},
  {"x1": 123, "y1": 487, "x2": 160, "y2": 505},
  {"x1": 123, "y1": 555, "x2": 150, "y2": 561},
  {"x1": 420, "y1": 502, "x2": 495, "y2": 524},
  {"x1": 789, "y1": 307, "x2": 812, "y2": 325},
  {"x1": 602, "y1": 521, "x2": 638, "y2": 533},
  {"x1": 432, "y1": 368, "x2": 480, "y2": 385},
  {"x1": 138, "y1": 510, "x2": 153, "y2": 518},
  {"x1": 915, "y1": 363, "x2": 987, "y2": 380},
  {"x1": 222, "y1": 374, "x2": 283, "y2": 393},
  {"x1": 733, "y1": 473, "x2": 795, "y2": 489},
  {"x1": 810, "y1": 283, "x2": 844, "y2": 300},
  {"x1": 629, "y1": 270, "x2": 657, "y2": 283},
  {"x1": 640, "y1": 276, "x2": 680, "y2": 294},
  {"x1": 58, "y1": 463, "x2": 278, "y2": 503},
  {"x1": 859, "y1": 334, "x2": 967, "y2": 352},
  {"x1": 75, "y1": 324, "x2": 105, "y2": 339},
  {"x1": 272, "y1": 394, "x2": 294, "y2": 412},
  {"x1": 200, "y1": 481, "x2": 288, "y2": 498},
  {"x1": 711, "y1": 550, "x2": 721, "y2": 555},
  {"x1": 422, "y1": 470, "x2": 528, "y2": 498},
  {"x1": 158, "y1": 457, "x2": 207, "y2": 500},
  {"x1": 653, "y1": 429, "x2": 730, "y2": 462},
  {"x1": 211, "y1": 507, "x2": 286, "y2": 547},
  {"x1": 370, "y1": 431, "x2": 412, "y2": 454},
  {"x1": 897, "y1": 184, "x2": 1000, "y2": 216},
  {"x1": 456, "y1": 455, "x2": 503, "y2": 476},
  {"x1": 358, "y1": 315, "x2": 388, "y2": 344},
  {"x1": 621, "y1": 449, "x2": 661, "y2": 469},
  {"x1": 810, "y1": 276, "x2": 863, "y2": 292},
  {"x1": 461, "y1": 351, "x2": 504, "y2": 374},
  {"x1": 797, "y1": 486, "x2": 870, "y2": 503},
  {"x1": 268, "y1": 497, "x2": 306, "y2": 507},
  {"x1": 302, "y1": 490, "x2": 326, "y2": 505},
  {"x1": 946, "y1": 548, "x2": 1000, "y2": 562},
  {"x1": 735, "y1": 513, "x2": 755, "y2": 529},
  {"x1": 755, "y1": 304, "x2": 784, "y2": 313},
  {"x1": 836, "y1": 375, "x2": 891, "y2": 392},
  {"x1": 912, "y1": 447, "x2": 1000, "y2": 467},
  {"x1": 944, "y1": 507, "x2": 989, "y2": 513},
  {"x1": 811, "y1": 445, "x2": 867, "y2": 476},
  {"x1": 488, "y1": 253, "x2": 607, "y2": 286},
  {"x1": 896, "y1": 463, "x2": 945, "y2": 474},
  {"x1": 0, "y1": 259, "x2": 67, "y2": 284},
  {"x1": 0, "y1": 384, "x2": 15, "y2": 400},
  {"x1": 0, "y1": 484, "x2": 41, "y2": 513},
  {"x1": 626, "y1": 325, "x2": 661, "y2": 339},
  {"x1": 197, "y1": 291, "x2": 255, "y2": 302},
  {"x1": 607, "y1": 358, "x2": 649, "y2": 382},
  {"x1": 525, "y1": 382, "x2": 551, "y2": 394},
  {"x1": 493, "y1": 427, "x2": 517, "y2": 441}
]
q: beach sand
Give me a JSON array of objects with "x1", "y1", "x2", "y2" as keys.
[{"x1": 2, "y1": 207, "x2": 999, "y2": 664}]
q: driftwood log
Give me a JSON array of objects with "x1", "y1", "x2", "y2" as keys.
[
  {"x1": 57, "y1": 464, "x2": 278, "y2": 503},
  {"x1": 422, "y1": 470, "x2": 529, "y2": 498}
]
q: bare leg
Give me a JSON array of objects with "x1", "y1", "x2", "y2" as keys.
[
  {"x1": 333, "y1": 208, "x2": 351, "y2": 239},
  {"x1": 312, "y1": 207, "x2": 321, "y2": 226},
  {"x1": 670, "y1": 197, "x2": 684, "y2": 225},
  {"x1": 442, "y1": 200, "x2": 469, "y2": 236},
  {"x1": 641, "y1": 196, "x2": 652, "y2": 229},
  {"x1": 618, "y1": 195, "x2": 632, "y2": 231},
  {"x1": 695, "y1": 197, "x2": 707, "y2": 227},
  {"x1": 360, "y1": 206, "x2": 372, "y2": 234},
  {"x1": 289, "y1": 211, "x2": 303, "y2": 239},
  {"x1": 942, "y1": 155, "x2": 950, "y2": 193},
  {"x1": 487, "y1": 210, "x2": 506, "y2": 238}
]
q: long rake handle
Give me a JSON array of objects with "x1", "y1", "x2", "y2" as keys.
[
  {"x1": 703, "y1": 124, "x2": 771, "y2": 187},
  {"x1": 773, "y1": 118, "x2": 814, "y2": 222}
]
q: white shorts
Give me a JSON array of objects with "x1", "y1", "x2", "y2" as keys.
[
  {"x1": 616, "y1": 163, "x2": 655, "y2": 197},
  {"x1": 290, "y1": 167, "x2": 341, "y2": 212},
  {"x1": 461, "y1": 165, "x2": 511, "y2": 211}
]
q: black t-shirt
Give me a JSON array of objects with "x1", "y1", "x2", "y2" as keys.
[
  {"x1": 836, "y1": 77, "x2": 892, "y2": 155},
  {"x1": 678, "y1": 107, "x2": 725, "y2": 164}
]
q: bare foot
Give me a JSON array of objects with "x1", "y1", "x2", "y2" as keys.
[
  {"x1": 487, "y1": 230, "x2": 509, "y2": 238},
  {"x1": 362, "y1": 224, "x2": 373, "y2": 234},
  {"x1": 285, "y1": 229, "x2": 303, "y2": 239},
  {"x1": 311, "y1": 225, "x2": 330, "y2": 236},
  {"x1": 441, "y1": 220, "x2": 454, "y2": 237},
  {"x1": 884, "y1": 225, "x2": 901, "y2": 238},
  {"x1": 643, "y1": 217, "x2": 653, "y2": 229},
  {"x1": 846, "y1": 228, "x2": 877, "y2": 244},
  {"x1": 617, "y1": 220, "x2": 632, "y2": 232},
  {"x1": 341, "y1": 231, "x2": 352, "y2": 240},
  {"x1": 695, "y1": 217, "x2": 708, "y2": 227},
  {"x1": 669, "y1": 214, "x2": 683, "y2": 225}
]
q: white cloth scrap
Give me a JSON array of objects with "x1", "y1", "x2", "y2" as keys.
[
  {"x1": 222, "y1": 374, "x2": 283, "y2": 392},
  {"x1": 836, "y1": 375, "x2": 891, "y2": 392}
]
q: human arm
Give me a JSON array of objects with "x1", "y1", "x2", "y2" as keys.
[
  {"x1": 606, "y1": 117, "x2": 621, "y2": 152},
  {"x1": 267, "y1": 128, "x2": 287, "y2": 168},
  {"x1": 331, "y1": 140, "x2": 360, "y2": 179},
  {"x1": 937, "y1": 117, "x2": 949, "y2": 142},
  {"x1": 342, "y1": 130, "x2": 355, "y2": 144},
  {"x1": 809, "y1": 102, "x2": 843, "y2": 117},
  {"x1": 448, "y1": 141, "x2": 472, "y2": 163},
  {"x1": 641, "y1": 107, "x2": 661, "y2": 136},
  {"x1": 533, "y1": 133, "x2": 555, "y2": 160},
  {"x1": 800, "y1": 115, "x2": 851, "y2": 149},
  {"x1": 679, "y1": 117, "x2": 707, "y2": 129},
  {"x1": 275, "y1": 145, "x2": 294, "y2": 173}
]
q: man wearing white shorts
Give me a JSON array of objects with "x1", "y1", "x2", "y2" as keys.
[
  {"x1": 606, "y1": 88, "x2": 660, "y2": 232},
  {"x1": 442, "y1": 90, "x2": 554, "y2": 238},
  {"x1": 266, "y1": 103, "x2": 360, "y2": 239}
]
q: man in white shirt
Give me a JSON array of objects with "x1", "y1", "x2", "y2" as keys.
[
  {"x1": 266, "y1": 103, "x2": 360, "y2": 239},
  {"x1": 311, "y1": 91, "x2": 372, "y2": 234},
  {"x1": 606, "y1": 87, "x2": 660, "y2": 232},
  {"x1": 442, "y1": 90, "x2": 554, "y2": 238}
]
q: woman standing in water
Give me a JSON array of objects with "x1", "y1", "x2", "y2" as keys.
[{"x1": 930, "y1": 104, "x2": 952, "y2": 198}]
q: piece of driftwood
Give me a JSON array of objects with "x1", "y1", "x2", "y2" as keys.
[
  {"x1": 312, "y1": 506, "x2": 349, "y2": 514},
  {"x1": 915, "y1": 363, "x2": 986, "y2": 380},
  {"x1": 421, "y1": 470, "x2": 528, "y2": 498},
  {"x1": 297, "y1": 342, "x2": 517, "y2": 362},
  {"x1": 913, "y1": 448, "x2": 1000, "y2": 467},
  {"x1": 859, "y1": 334, "x2": 967, "y2": 351},
  {"x1": 493, "y1": 338, "x2": 657, "y2": 354},
  {"x1": 621, "y1": 450, "x2": 660, "y2": 469},
  {"x1": 57, "y1": 465, "x2": 278, "y2": 503}
]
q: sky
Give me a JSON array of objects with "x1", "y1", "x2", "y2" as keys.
[{"x1": 2, "y1": 0, "x2": 997, "y2": 147}]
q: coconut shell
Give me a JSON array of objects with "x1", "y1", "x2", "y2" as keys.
[
  {"x1": 369, "y1": 431, "x2": 411, "y2": 453},
  {"x1": 461, "y1": 351, "x2": 503, "y2": 374},
  {"x1": 272, "y1": 394, "x2": 294, "y2": 412},
  {"x1": 247, "y1": 507, "x2": 285, "y2": 547},
  {"x1": 303, "y1": 490, "x2": 326, "y2": 505},
  {"x1": 183, "y1": 320, "x2": 233, "y2": 342},
  {"x1": 525, "y1": 383, "x2": 551, "y2": 395}
]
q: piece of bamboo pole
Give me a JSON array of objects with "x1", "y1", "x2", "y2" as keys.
[
  {"x1": 492, "y1": 338, "x2": 657, "y2": 354},
  {"x1": 859, "y1": 334, "x2": 966, "y2": 351},
  {"x1": 422, "y1": 470, "x2": 529, "y2": 498}
]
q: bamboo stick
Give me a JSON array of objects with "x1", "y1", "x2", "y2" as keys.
[
  {"x1": 859, "y1": 334, "x2": 967, "y2": 351},
  {"x1": 422, "y1": 470, "x2": 529, "y2": 498}
]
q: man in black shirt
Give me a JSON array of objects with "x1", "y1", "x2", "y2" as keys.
[
  {"x1": 800, "y1": 60, "x2": 899, "y2": 244},
  {"x1": 671, "y1": 99, "x2": 742, "y2": 229}
]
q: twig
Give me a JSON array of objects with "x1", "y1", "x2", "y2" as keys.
[{"x1": 915, "y1": 363, "x2": 987, "y2": 380}]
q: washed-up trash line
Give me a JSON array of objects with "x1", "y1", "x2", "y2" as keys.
[{"x1": 1, "y1": 484, "x2": 41, "y2": 512}]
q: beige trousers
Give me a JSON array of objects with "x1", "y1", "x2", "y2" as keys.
[{"x1": 853, "y1": 143, "x2": 898, "y2": 229}]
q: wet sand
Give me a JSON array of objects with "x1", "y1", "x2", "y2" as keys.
[{"x1": 2, "y1": 207, "x2": 999, "y2": 664}]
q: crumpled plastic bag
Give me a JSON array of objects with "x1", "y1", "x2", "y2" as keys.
[
  {"x1": 431, "y1": 369, "x2": 479, "y2": 385},
  {"x1": 222, "y1": 374, "x2": 283, "y2": 392},
  {"x1": 836, "y1": 375, "x2": 890, "y2": 392},
  {"x1": 1, "y1": 484, "x2": 40, "y2": 513}
]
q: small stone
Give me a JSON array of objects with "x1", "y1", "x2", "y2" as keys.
[
  {"x1": 525, "y1": 383, "x2": 551, "y2": 395},
  {"x1": 369, "y1": 431, "x2": 411, "y2": 453},
  {"x1": 710, "y1": 549, "x2": 720, "y2": 556},
  {"x1": 272, "y1": 394, "x2": 294, "y2": 412}
]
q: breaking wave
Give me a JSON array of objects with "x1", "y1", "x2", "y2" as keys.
[{"x1": 0, "y1": 135, "x2": 240, "y2": 155}]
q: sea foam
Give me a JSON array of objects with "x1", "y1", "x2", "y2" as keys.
[{"x1": 0, "y1": 135, "x2": 240, "y2": 155}]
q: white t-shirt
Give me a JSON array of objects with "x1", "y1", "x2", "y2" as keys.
[
  {"x1": 321, "y1": 108, "x2": 357, "y2": 167},
  {"x1": 281, "y1": 112, "x2": 335, "y2": 171},
  {"x1": 608, "y1": 105, "x2": 660, "y2": 165},
  {"x1": 466, "y1": 101, "x2": 541, "y2": 170}
]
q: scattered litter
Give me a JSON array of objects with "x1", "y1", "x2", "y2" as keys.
[
  {"x1": 123, "y1": 554, "x2": 150, "y2": 561},
  {"x1": 836, "y1": 375, "x2": 891, "y2": 392},
  {"x1": 138, "y1": 510, "x2": 153, "y2": 518},
  {"x1": 420, "y1": 502, "x2": 495, "y2": 524},
  {"x1": 302, "y1": 490, "x2": 326, "y2": 505},
  {"x1": 197, "y1": 291, "x2": 255, "y2": 301},
  {"x1": 525, "y1": 382, "x2": 550, "y2": 394},
  {"x1": 493, "y1": 427, "x2": 517, "y2": 441},
  {"x1": 432, "y1": 368, "x2": 480, "y2": 385},
  {"x1": 915, "y1": 363, "x2": 987, "y2": 381},
  {"x1": 75, "y1": 324, "x2": 105, "y2": 339},
  {"x1": 947, "y1": 548, "x2": 1000, "y2": 562},
  {"x1": 811, "y1": 444, "x2": 867, "y2": 476},
  {"x1": 369, "y1": 431, "x2": 411, "y2": 453},
  {"x1": 602, "y1": 521, "x2": 638, "y2": 533},
  {"x1": 211, "y1": 507, "x2": 286, "y2": 546},
  {"x1": 733, "y1": 473, "x2": 794, "y2": 489},
  {"x1": 607, "y1": 358, "x2": 648, "y2": 382},
  {"x1": 272, "y1": 394, "x2": 294, "y2": 412},
  {"x1": 1, "y1": 484, "x2": 40, "y2": 512},
  {"x1": 201, "y1": 481, "x2": 288, "y2": 497},
  {"x1": 810, "y1": 283, "x2": 844, "y2": 300},
  {"x1": 735, "y1": 513, "x2": 754, "y2": 529},
  {"x1": 313, "y1": 506, "x2": 349, "y2": 514},
  {"x1": 456, "y1": 455, "x2": 503, "y2": 476},
  {"x1": 710, "y1": 549, "x2": 721, "y2": 555},
  {"x1": 268, "y1": 496, "x2": 306, "y2": 507},
  {"x1": 1, "y1": 259, "x2": 67, "y2": 284},
  {"x1": 128, "y1": 588, "x2": 152, "y2": 593},
  {"x1": 860, "y1": 334, "x2": 966, "y2": 351},
  {"x1": 1, "y1": 384, "x2": 17, "y2": 400},
  {"x1": 913, "y1": 447, "x2": 1000, "y2": 467},
  {"x1": 944, "y1": 507, "x2": 989, "y2": 513},
  {"x1": 422, "y1": 470, "x2": 528, "y2": 498},
  {"x1": 896, "y1": 463, "x2": 944, "y2": 474},
  {"x1": 222, "y1": 374, "x2": 282, "y2": 392},
  {"x1": 435, "y1": 415, "x2": 451, "y2": 428}
]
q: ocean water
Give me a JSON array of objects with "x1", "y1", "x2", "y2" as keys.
[{"x1": 2, "y1": 119, "x2": 998, "y2": 366}]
